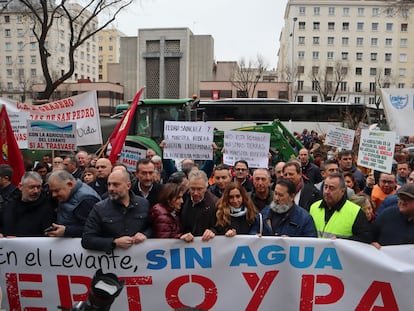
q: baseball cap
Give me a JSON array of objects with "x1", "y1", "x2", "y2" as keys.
[{"x1": 398, "y1": 183, "x2": 414, "y2": 200}]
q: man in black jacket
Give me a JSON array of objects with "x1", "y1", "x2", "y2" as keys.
[
  {"x1": 1, "y1": 172, "x2": 55, "y2": 237},
  {"x1": 82, "y1": 169, "x2": 151, "y2": 252},
  {"x1": 132, "y1": 158, "x2": 163, "y2": 207},
  {"x1": 282, "y1": 160, "x2": 322, "y2": 211}
]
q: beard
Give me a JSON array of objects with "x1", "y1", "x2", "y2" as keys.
[
  {"x1": 270, "y1": 201, "x2": 292, "y2": 214},
  {"x1": 109, "y1": 191, "x2": 127, "y2": 202}
]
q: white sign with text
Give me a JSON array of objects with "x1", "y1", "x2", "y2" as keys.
[
  {"x1": 163, "y1": 121, "x2": 214, "y2": 160},
  {"x1": 27, "y1": 120, "x2": 77, "y2": 151},
  {"x1": 325, "y1": 125, "x2": 355, "y2": 150},
  {"x1": 223, "y1": 130, "x2": 270, "y2": 168},
  {"x1": 119, "y1": 145, "x2": 147, "y2": 172},
  {"x1": 357, "y1": 129, "x2": 396, "y2": 173}
]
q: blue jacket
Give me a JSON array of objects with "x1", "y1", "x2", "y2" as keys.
[{"x1": 250, "y1": 203, "x2": 317, "y2": 237}]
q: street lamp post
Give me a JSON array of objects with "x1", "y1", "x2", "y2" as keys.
[{"x1": 290, "y1": 17, "x2": 298, "y2": 101}]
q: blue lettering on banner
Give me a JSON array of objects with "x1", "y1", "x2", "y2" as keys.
[
  {"x1": 146, "y1": 247, "x2": 212, "y2": 270},
  {"x1": 229, "y1": 245, "x2": 343, "y2": 270}
]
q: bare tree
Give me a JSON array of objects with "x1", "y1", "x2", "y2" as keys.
[
  {"x1": 309, "y1": 61, "x2": 348, "y2": 102},
  {"x1": 3, "y1": 0, "x2": 134, "y2": 100},
  {"x1": 231, "y1": 55, "x2": 268, "y2": 98}
]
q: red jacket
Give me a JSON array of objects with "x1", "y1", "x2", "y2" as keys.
[{"x1": 150, "y1": 203, "x2": 182, "y2": 238}]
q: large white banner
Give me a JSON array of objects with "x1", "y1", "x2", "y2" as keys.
[
  {"x1": 0, "y1": 91, "x2": 102, "y2": 148},
  {"x1": 325, "y1": 125, "x2": 355, "y2": 150},
  {"x1": 381, "y1": 88, "x2": 414, "y2": 136},
  {"x1": 1, "y1": 236, "x2": 411, "y2": 310}
]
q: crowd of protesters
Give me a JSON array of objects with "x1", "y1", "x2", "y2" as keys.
[{"x1": 1, "y1": 128, "x2": 414, "y2": 253}]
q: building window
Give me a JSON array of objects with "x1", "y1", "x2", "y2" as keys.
[
  {"x1": 372, "y1": 8, "x2": 380, "y2": 16},
  {"x1": 30, "y1": 42, "x2": 36, "y2": 50},
  {"x1": 401, "y1": 23, "x2": 408, "y2": 32},
  {"x1": 5, "y1": 42, "x2": 11, "y2": 51},
  {"x1": 312, "y1": 66, "x2": 319, "y2": 75},
  {"x1": 398, "y1": 83, "x2": 405, "y2": 88},
  {"x1": 386, "y1": 23, "x2": 393, "y2": 31},
  {"x1": 371, "y1": 53, "x2": 377, "y2": 61},
  {"x1": 355, "y1": 82, "x2": 362, "y2": 92},
  {"x1": 400, "y1": 38, "x2": 407, "y2": 47},
  {"x1": 314, "y1": 7, "x2": 320, "y2": 15},
  {"x1": 327, "y1": 51, "x2": 334, "y2": 60},
  {"x1": 357, "y1": 22, "x2": 364, "y2": 31},
  {"x1": 355, "y1": 97, "x2": 361, "y2": 104},
  {"x1": 385, "y1": 38, "x2": 392, "y2": 46},
  {"x1": 328, "y1": 7, "x2": 335, "y2": 15},
  {"x1": 384, "y1": 68, "x2": 391, "y2": 76},
  {"x1": 339, "y1": 96, "x2": 347, "y2": 102},
  {"x1": 298, "y1": 51, "x2": 305, "y2": 59},
  {"x1": 385, "y1": 53, "x2": 392, "y2": 62},
  {"x1": 402, "y1": 8, "x2": 409, "y2": 18},
  {"x1": 356, "y1": 53, "x2": 363, "y2": 61},
  {"x1": 312, "y1": 51, "x2": 319, "y2": 59},
  {"x1": 31, "y1": 55, "x2": 36, "y2": 63},
  {"x1": 341, "y1": 67, "x2": 348, "y2": 75},
  {"x1": 342, "y1": 22, "x2": 349, "y2": 31},
  {"x1": 5, "y1": 29, "x2": 11, "y2": 37},
  {"x1": 328, "y1": 22, "x2": 335, "y2": 30},
  {"x1": 312, "y1": 81, "x2": 318, "y2": 90},
  {"x1": 371, "y1": 23, "x2": 378, "y2": 31},
  {"x1": 342, "y1": 52, "x2": 348, "y2": 60},
  {"x1": 6, "y1": 69, "x2": 12, "y2": 77},
  {"x1": 343, "y1": 8, "x2": 349, "y2": 16},
  {"x1": 6, "y1": 56, "x2": 12, "y2": 64},
  {"x1": 299, "y1": 7, "x2": 306, "y2": 15},
  {"x1": 257, "y1": 91, "x2": 268, "y2": 98},
  {"x1": 313, "y1": 37, "x2": 319, "y2": 44},
  {"x1": 358, "y1": 8, "x2": 364, "y2": 16},
  {"x1": 108, "y1": 46, "x2": 113, "y2": 51},
  {"x1": 298, "y1": 36, "x2": 305, "y2": 45},
  {"x1": 370, "y1": 68, "x2": 377, "y2": 75},
  {"x1": 371, "y1": 38, "x2": 378, "y2": 46},
  {"x1": 4, "y1": 15, "x2": 10, "y2": 23},
  {"x1": 31, "y1": 68, "x2": 36, "y2": 77},
  {"x1": 356, "y1": 37, "x2": 364, "y2": 45},
  {"x1": 356, "y1": 67, "x2": 362, "y2": 75},
  {"x1": 297, "y1": 80, "x2": 304, "y2": 90},
  {"x1": 297, "y1": 95, "x2": 304, "y2": 102},
  {"x1": 17, "y1": 29, "x2": 24, "y2": 37},
  {"x1": 313, "y1": 22, "x2": 320, "y2": 30},
  {"x1": 369, "y1": 82, "x2": 376, "y2": 92},
  {"x1": 386, "y1": 8, "x2": 393, "y2": 17},
  {"x1": 298, "y1": 22, "x2": 305, "y2": 30},
  {"x1": 311, "y1": 96, "x2": 318, "y2": 102},
  {"x1": 328, "y1": 37, "x2": 334, "y2": 45},
  {"x1": 297, "y1": 66, "x2": 304, "y2": 74},
  {"x1": 99, "y1": 46, "x2": 103, "y2": 51},
  {"x1": 399, "y1": 68, "x2": 406, "y2": 76},
  {"x1": 342, "y1": 37, "x2": 349, "y2": 45},
  {"x1": 340, "y1": 81, "x2": 347, "y2": 91},
  {"x1": 237, "y1": 90, "x2": 248, "y2": 98},
  {"x1": 7, "y1": 82, "x2": 13, "y2": 91},
  {"x1": 400, "y1": 54, "x2": 407, "y2": 62}
]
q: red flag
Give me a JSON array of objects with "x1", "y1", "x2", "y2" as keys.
[
  {"x1": 108, "y1": 87, "x2": 145, "y2": 164},
  {"x1": 0, "y1": 105, "x2": 25, "y2": 185}
]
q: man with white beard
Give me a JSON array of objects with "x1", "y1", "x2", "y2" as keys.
[{"x1": 250, "y1": 179, "x2": 317, "y2": 237}]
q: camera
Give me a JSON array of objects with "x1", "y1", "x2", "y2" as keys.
[{"x1": 58, "y1": 269, "x2": 124, "y2": 311}]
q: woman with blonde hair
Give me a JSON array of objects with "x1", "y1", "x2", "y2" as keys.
[{"x1": 215, "y1": 182, "x2": 258, "y2": 237}]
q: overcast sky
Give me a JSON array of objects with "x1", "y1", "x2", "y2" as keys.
[{"x1": 113, "y1": 0, "x2": 289, "y2": 69}]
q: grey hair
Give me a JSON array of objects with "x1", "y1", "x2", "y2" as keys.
[
  {"x1": 48, "y1": 170, "x2": 76, "y2": 184},
  {"x1": 21, "y1": 171, "x2": 42, "y2": 184},
  {"x1": 188, "y1": 170, "x2": 208, "y2": 186}
]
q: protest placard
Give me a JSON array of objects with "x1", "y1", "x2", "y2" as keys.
[
  {"x1": 119, "y1": 145, "x2": 147, "y2": 172},
  {"x1": 0, "y1": 91, "x2": 102, "y2": 148},
  {"x1": 357, "y1": 129, "x2": 396, "y2": 173},
  {"x1": 325, "y1": 125, "x2": 355, "y2": 150},
  {"x1": 223, "y1": 130, "x2": 270, "y2": 168},
  {"x1": 163, "y1": 121, "x2": 214, "y2": 160},
  {"x1": 27, "y1": 120, "x2": 77, "y2": 151}
]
